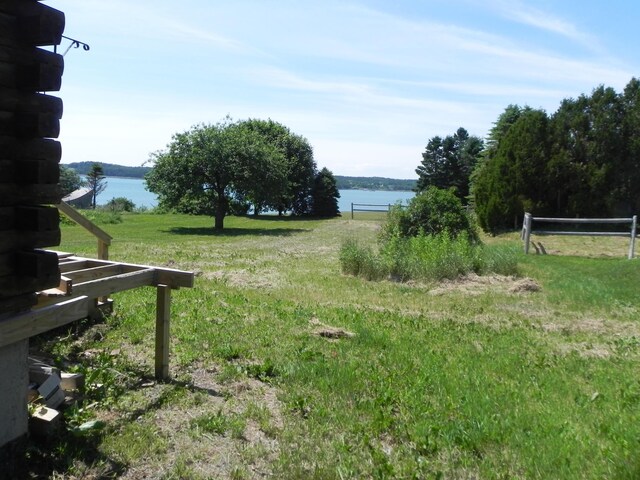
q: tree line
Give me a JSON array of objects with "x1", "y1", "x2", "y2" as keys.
[
  {"x1": 415, "y1": 77, "x2": 640, "y2": 233},
  {"x1": 64, "y1": 162, "x2": 151, "y2": 178},
  {"x1": 335, "y1": 176, "x2": 416, "y2": 191},
  {"x1": 145, "y1": 118, "x2": 340, "y2": 229}
]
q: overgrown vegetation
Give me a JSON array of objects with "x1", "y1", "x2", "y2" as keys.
[
  {"x1": 12, "y1": 213, "x2": 640, "y2": 479},
  {"x1": 341, "y1": 187, "x2": 516, "y2": 282}
]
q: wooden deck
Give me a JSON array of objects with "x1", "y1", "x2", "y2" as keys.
[{"x1": 0, "y1": 252, "x2": 195, "y2": 380}]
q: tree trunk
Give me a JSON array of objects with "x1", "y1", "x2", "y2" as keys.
[{"x1": 214, "y1": 192, "x2": 227, "y2": 230}]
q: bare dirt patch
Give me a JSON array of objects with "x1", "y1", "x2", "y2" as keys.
[
  {"x1": 429, "y1": 274, "x2": 541, "y2": 296},
  {"x1": 555, "y1": 341, "x2": 612, "y2": 359},
  {"x1": 111, "y1": 364, "x2": 284, "y2": 480},
  {"x1": 310, "y1": 317, "x2": 356, "y2": 340}
]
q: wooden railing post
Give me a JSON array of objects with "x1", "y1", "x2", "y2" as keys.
[
  {"x1": 629, "y1": 215, "x2": 637, "y2": 260},
  {"x1": 523, "y1": 213, "x2": 532, "y2": 254},
  {"x1": 155, "y1": 285, "x2": 171, "y2": 380},
  {"x1": 56, "y1": 202, "x2": 112, "y2": 259},
  {"x1": 97, "y1": 240, "x2": 108, "y2": 260}
]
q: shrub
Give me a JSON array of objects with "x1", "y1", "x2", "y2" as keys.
[
  {"x1": 103, "y1": 197, "x2": 136, "y2": 212},
  {"x1": 380, "y1": 187, "x2": 477, "y2": 243}
]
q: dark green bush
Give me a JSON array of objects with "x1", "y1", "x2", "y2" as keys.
[
  {"x1": 103, "y1": 197, "x2": 136, "y2": 212},
  {"x1": 380, "y1": 187, "x2": 477, "y2": 243}
]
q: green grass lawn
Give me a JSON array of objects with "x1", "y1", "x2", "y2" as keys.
[{"x1": 18, "y1": 213, "x2": 640, "y2": 479}]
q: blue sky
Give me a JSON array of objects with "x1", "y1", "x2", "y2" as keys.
[{"x1": 53, "y1": 0, "x2": 639, "y2": 178}]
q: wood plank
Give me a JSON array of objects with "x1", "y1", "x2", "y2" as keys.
[
  {"x1": 0, "y1": 45, "x2": 64, "y2": 68},
  {"x1": 14, "y1": 205, "x2": 59, "y2": 232},
  {"x1": 47, "y1": 254, "x2": 194, "y2": 288},
  {"x1": 0, "y1": 206, "x2": 59, "y2": 231},
  {"x1": 0, "y1": 271, "x2": 60, "y2": 298},
  {"x1": 0, "y1": 59, "x2": 62, "y2": 91},
  {"x1": 0, "y1": 137, "x2": 61, "y2": 162},
  {"x1": 16, "y1": 249, "x2": 59, "y2": 277},
  {"x1": 0, "y1": 183, "x2": 61, "y2": 206},
  {"x1": 51, "y1": 251, "x2": 74, "y2": 260},
  {"x1": 58, "y1": 275, "x2": 72, "y2": 294},
  {"x1": 66, "y1": 258, "x2": 194, "y2": 288},
  {"x1": 0, "y1": 293, "x2": 36, "y2": 316},
  {"x1": 57, "y1": 259, "x2": 89, "y2": 273},
  {"x1": 532, "y1": 217, "x2": 633, "y2": 224},
  {"x1": 0, "y1": 2, "x2": 65, "y2": 47},
  {"x1": 0, "y1": 158, "x2": 60, "y2": 184},
  {"x1": 0, "y1": 110, "x2": 60, "y2": 138},
  {"x1": 64, "y1": 264, "x2": 127, "y2": 284},
  {"x1": 0, "y1": 296, "x2": 90, "y2": 348},
  {"x1": 0, "y1": 90, "x2": 63, "y2": 116},
  {"x1": 534, "y1": 231, "x2": 631, "y2": 237},
  {"x1": 55, "y1": 202, "x2": 112, "y2": 245},
  {"x1": 0, "y1": 229, "x2": 60, "y2": 253},
  {"x1": 72, "y1": 268, "x2": 156, "y2": 299},
  {"x1": 155, "y1": 285, "x2": 171, "y2": 380}
]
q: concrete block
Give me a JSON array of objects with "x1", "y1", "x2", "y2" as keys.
[{"x1": 0, "y1": 340, "x2": 28, "y2": 448}]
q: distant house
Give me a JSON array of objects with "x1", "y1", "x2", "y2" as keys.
[{"x1": 62, "y1": 187, "x2": 92, "y2": 209}]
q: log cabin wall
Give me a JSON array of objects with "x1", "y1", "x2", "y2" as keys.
[{"x1": 0, "y1": 0, "x2": 65, "y2": 449}]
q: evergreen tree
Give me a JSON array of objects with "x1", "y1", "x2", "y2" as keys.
[
  {"x1": 86, "y1": 163, "x2": 107, "y2": 209},
  {"x1": 416, "y1": 127, "x2": 483, "y2": 204},
  {"x1": 311, "y1": 167, "x2": 340, "y2": 217},
  {"x1": 474, "y1": 109, "x2": 550, "y2": 232}
]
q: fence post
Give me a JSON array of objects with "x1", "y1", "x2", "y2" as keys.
[
  {"x1": 629, "y1": 215, "x2": 637, "y2": 260},
  {"x1": 351, "y1": 203, "x2": 354, "y2": 220},
  {"x1": 523, "y1": 213, "x2": 532, "y2": 254}
]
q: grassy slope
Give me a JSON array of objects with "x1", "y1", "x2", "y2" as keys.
[{"x1": 21, "y1": 214, "x2": 640, "y2": 479}]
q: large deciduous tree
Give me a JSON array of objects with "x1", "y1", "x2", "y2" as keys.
[
  {"x1": 416, "y1": 127, "x2": 483, "y2": 204},
  {"x1": 145, "y1": 117, "x2": 322, "y2": 229},
  {"x1": 59, "y1": 165, "x2": 84, "y2": 197},
  {"x1": 239, "y1": 119, "x2": 316, "y2": 215},
  {"x1": 146, "y1": 119, "x2": 287, "y2": 230}
]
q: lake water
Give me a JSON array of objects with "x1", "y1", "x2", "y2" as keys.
[{"x1": 96, "y1": 176, "x2": 415, "y2": 213}]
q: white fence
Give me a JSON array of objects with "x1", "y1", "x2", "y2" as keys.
[{"x1": 521, "y1": 212, "x2": 638, "y2": 259}]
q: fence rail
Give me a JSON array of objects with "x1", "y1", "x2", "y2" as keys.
[
  {"x1": 350, "y1": 202, "x2": 404, "y2": 219},
  {"x1": 522, "y1": 212, "x2": 637, "y2": 259}
]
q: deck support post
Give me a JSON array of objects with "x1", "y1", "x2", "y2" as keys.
[{"x1": 155, "y1": 285, "x2": 171, "y2": 380}]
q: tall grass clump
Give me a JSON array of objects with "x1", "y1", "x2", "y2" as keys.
[
  {"x1": 340, "y1": 187, "x2": 518, "y2": 282},
  {"x1": 339, "y1": 238, "x2": 388, "y2": 281}
]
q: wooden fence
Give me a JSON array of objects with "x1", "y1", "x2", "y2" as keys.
[
  {"x1": 522, "y1": 212, "x2": 638, "y2": 259},
  {"x1": 351, "y1": 203, "x2": 401, "y2": 219}
]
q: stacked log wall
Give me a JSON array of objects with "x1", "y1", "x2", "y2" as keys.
[{"x1": 0, "y1": 0, "x2": 64, "y2": 320}]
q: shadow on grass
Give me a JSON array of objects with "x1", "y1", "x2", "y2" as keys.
[
  {"x1": 7, "y1": 433, "x2": 127, "y2": 480},
  {"x1": 164, "y1": 226, "x2": 309, "y2": 237}
]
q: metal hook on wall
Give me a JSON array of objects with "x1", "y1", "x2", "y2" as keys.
[{"x1": 54, "y1": 35, "x2": 91, "y2": 57}]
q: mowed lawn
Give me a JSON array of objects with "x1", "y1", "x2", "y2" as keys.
[{"x1": 22, "y1": 212, "x2": 640, "y2": 479}]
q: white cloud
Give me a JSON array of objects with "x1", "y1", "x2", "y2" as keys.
[{"x1": 489, "y1": 0, "x2": 603, "y2": 53}]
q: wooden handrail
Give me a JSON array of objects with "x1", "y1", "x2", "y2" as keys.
[{"x1": 55, "y1": 201, "x2": 112, "y2": 260}]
